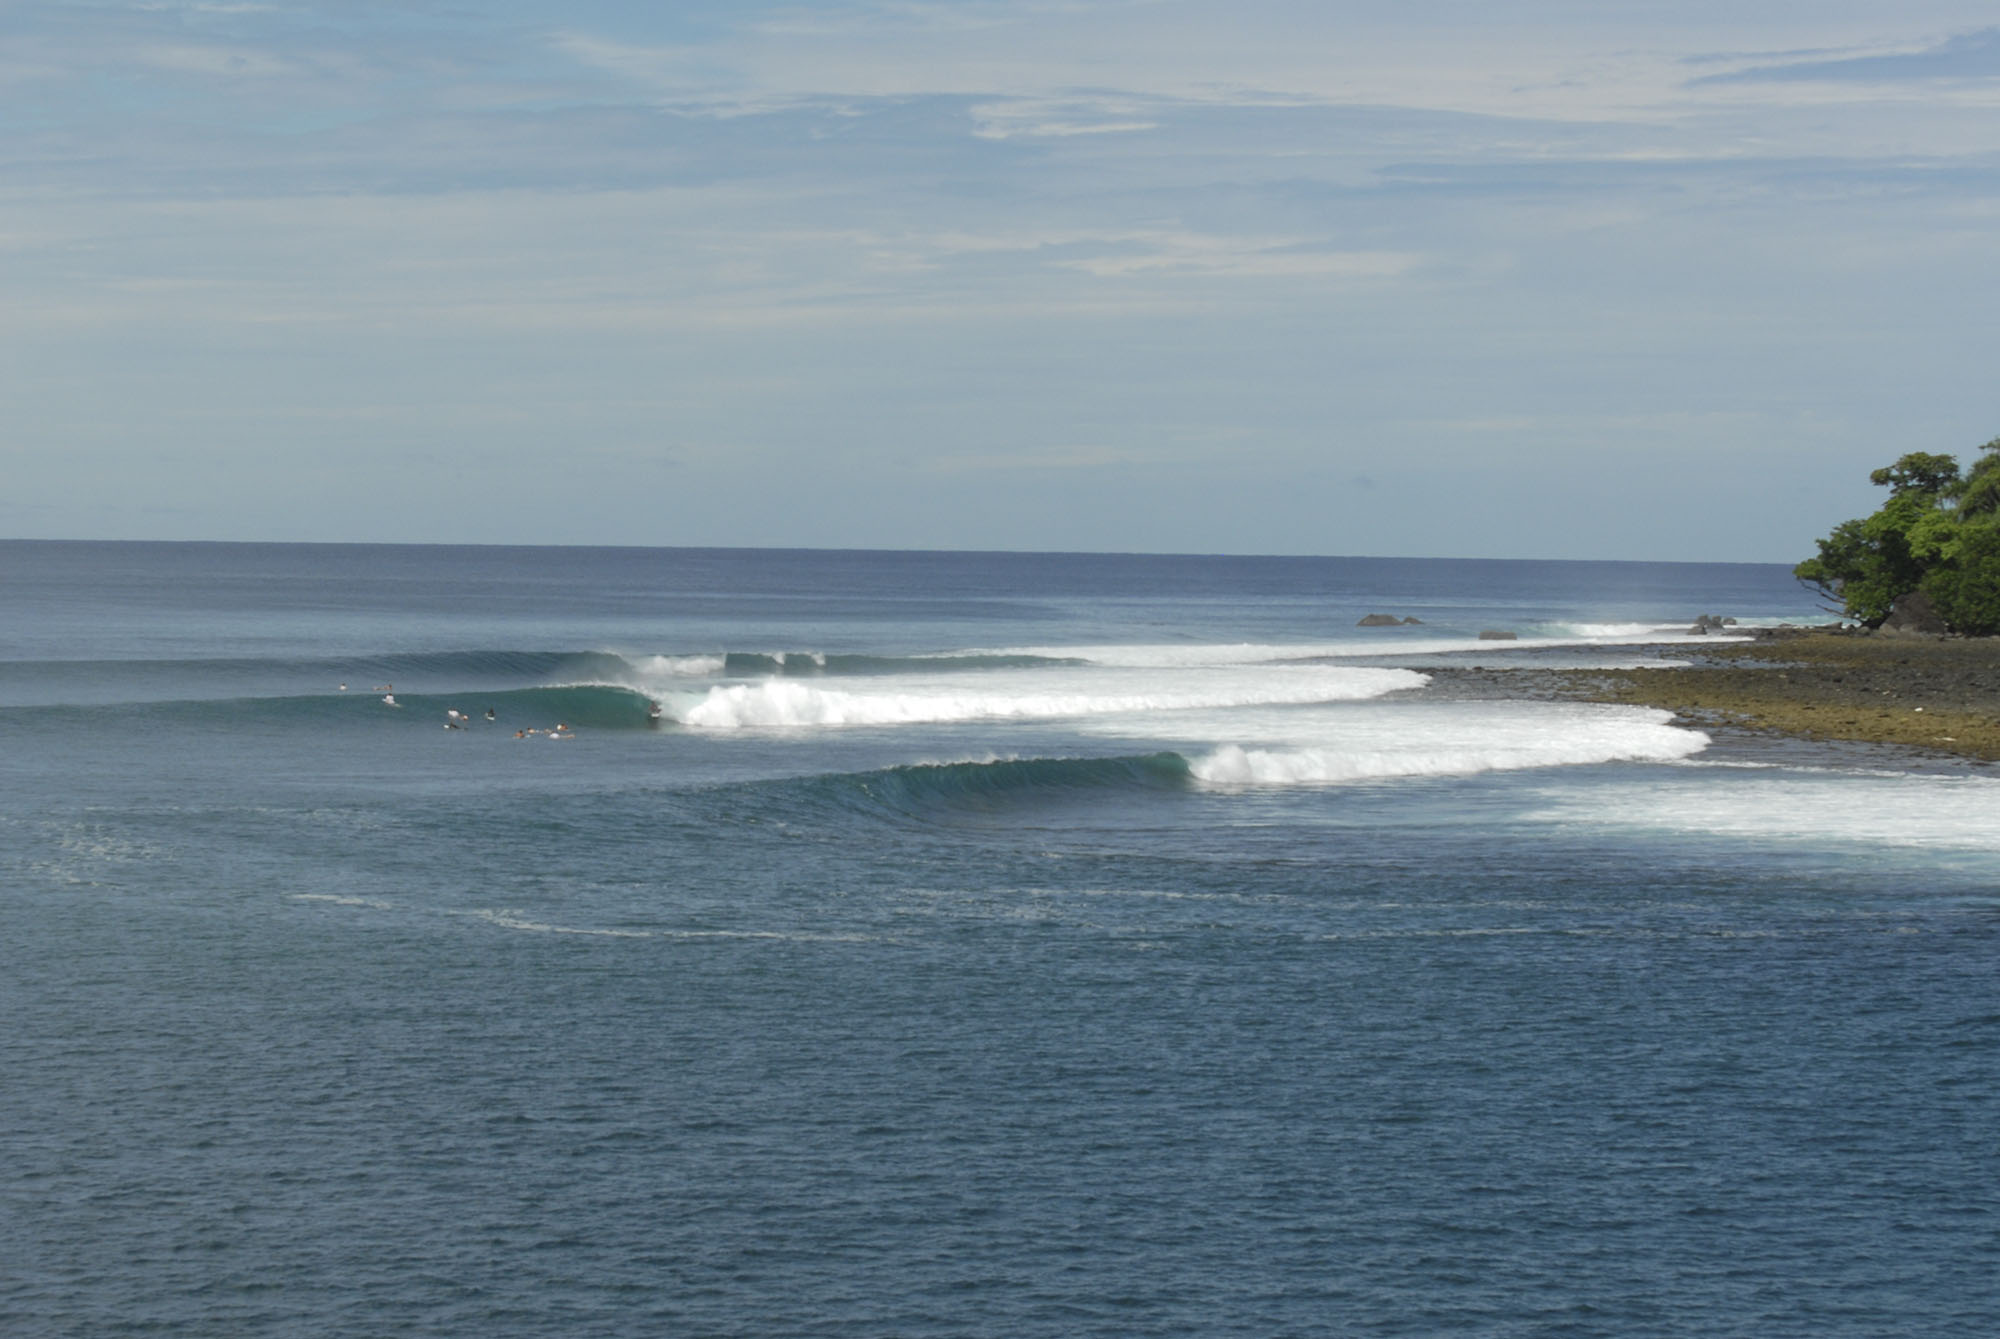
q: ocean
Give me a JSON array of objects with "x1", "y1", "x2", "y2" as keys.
[{"x1": 4, "y1": 540, "x2": 1996, "y2": 1337}]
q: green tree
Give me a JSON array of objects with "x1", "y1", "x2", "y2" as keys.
[
  {"x1": 1922, "y1": 520, "x2": 2000, "y2": 634},
  {"x1": 1869, "y1": 450, "x2": 1960, "y2": 496},
  {"x1": 1796, "y1": 439, "x2": 2000, "y2": 634}
]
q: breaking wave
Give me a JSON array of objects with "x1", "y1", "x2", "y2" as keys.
[
  {"x1": 661, "y1": 666, "x2": 1425, "y2": 730},
  {"x1": 1189, "y1": 719, "x2": 1709, "y2": 785},
  {"x1": 721, "y1": 715, "x2": 1716, "y2": 826}
]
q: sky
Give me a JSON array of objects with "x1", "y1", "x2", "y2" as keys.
[{"x1": 4, "y1": 0, "x2": 1998, "y2": 560}]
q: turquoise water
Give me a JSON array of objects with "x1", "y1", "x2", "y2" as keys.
[{"x1": 4, "y1": 541, "x2": 1996, "y2": 1336}]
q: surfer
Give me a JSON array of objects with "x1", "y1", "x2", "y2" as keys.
[
  {"x1": 485, "y1": 708, "x2": 496, "y2": 721},
  {"x1": 382, "y1": 693, "x2": 399, "y2": 708}
]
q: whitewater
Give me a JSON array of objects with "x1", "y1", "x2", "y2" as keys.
[{"x1": 4, "y1": 540, "x2": 1996, "y2": 1339}]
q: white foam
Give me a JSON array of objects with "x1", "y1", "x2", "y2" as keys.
[
  {"x1": 1551, "y1": 621, "x2": 1685, "y2": 638},
  {"x1": 1185, "y1": 703, "x2": 1707, "y2": 785},
  {"x1": 1538, "y1": 620, "x2": 1833, "y2": 641},
  {"x1": 620, "y1": 653, "x2": 727, "y2": 678},
  {"x1": 1528, "y1": 771, "x2": 2000, "y2": 853},
  {"x1": 668, "y1": 664, "x2": 1424, "y2": 730}
]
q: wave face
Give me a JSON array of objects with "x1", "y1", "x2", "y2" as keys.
[{"x1": 777, "y1": 752, "x2": 1197, "y2": 820}]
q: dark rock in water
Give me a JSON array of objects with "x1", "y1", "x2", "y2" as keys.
[
  {"x1": 1688, "y1": 624, "x2": 1708, "y2": 636},
  {"x1": 1477, "y1": 629, "x2": 1517, "y2": 641},
  {"x1": 1402, "y1": 617, "x2": 1423, "y2": 625},
  {"x1": 1880, "y1": 589, "x2": 1949, "y2": 637},
  {"x1": 1357, "y1": 613, "x2": 1406, "y2": 627}
]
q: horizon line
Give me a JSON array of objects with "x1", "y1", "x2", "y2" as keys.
[{"x1": 0, "y1": 535, "x2": 1799, "y2": 569}]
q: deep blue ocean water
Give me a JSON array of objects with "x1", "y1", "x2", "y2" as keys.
[{"x1": 3, "y1": 540, "x2": 1996, "y2": 1337}]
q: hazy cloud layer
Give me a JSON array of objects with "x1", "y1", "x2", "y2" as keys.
[{"x1": 5, "y1": 0, "x2": 1999, "y2": 557}]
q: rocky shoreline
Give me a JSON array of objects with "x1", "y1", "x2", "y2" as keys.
[
  {"x1": 1549, "y1": 630, "x2": 2000, "y2": 763},
  {"x1": 1410, "y1": 629, "x2": 2000, "y2": 764}
]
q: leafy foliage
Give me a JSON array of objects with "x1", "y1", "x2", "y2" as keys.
[{"x1": 1796, "y1": 438, "x2": 2000, "y2": 634}]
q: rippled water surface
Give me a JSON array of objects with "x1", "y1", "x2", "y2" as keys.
[{"x1": 3, "y1": 542, "x2": 1995, "y2": 1337}]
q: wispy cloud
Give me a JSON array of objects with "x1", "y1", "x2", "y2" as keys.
[
  {"x1": 1693, "y1": 28, "x2": 2000, "y2": 86},
  {"x1": 969, "y1": 99, "x2": 1161, "y2": 139}
]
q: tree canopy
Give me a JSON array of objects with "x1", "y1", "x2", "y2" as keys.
[{"x1": 1796, "y1": 437, "x2": 2000, "y2": 634}]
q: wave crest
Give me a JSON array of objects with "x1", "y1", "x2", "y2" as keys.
[{"x1": 667, "y1": 667, "x2": 1425, "y2": 730}]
